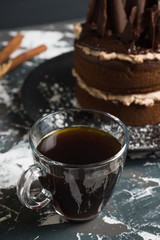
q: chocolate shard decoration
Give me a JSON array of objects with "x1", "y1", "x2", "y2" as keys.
[
  {"x1": 137, "y1": 0, "x2": 146, "y2": 19},
  {"x1": 96, "y1": 0, "x2": 107, "y2": 37},
  {"x1": 83, "y1": 0, "x2": 160, "y2": 51},
  {"x1": 139, "y1": 5, "x2": 160, "y2": 49},
  {"x1": 122, "y1": 0, "x2": 126, "y2": 8},
  {"x1": 124, "y1": 0, "x2": 137, "y2": 18},
  {"x1": 149, "y1": 7, "x2": 160, "y2": 49},
  {"x1": 120, "y1": 6, "x2": 137, "y2": 44},
  {"x1": 136, "y1": 0, "x2": 146, "y2": 32},
  {"x1": 124, "y1": 0, "x2": 145, "y2": 31},
  {"x1": 108, "y1": 0, "x2": 128, "y2": 35},
  {"x1": 86, "y1": 0, "x2": 97, "y2": 24},
  {"x1": 145, "y1": 0, "x2": 158, "y2": 10},
  {"x1": 130, "y1": 6, "x2": 138, "y2": 24},
  {"x1": 86, "y1": 0, "x2": 107, "y2": 37},
  {"x1": 149, "y1": 8, "x2": 157, "y2": 48},
  {"x1": 154, "y1": 16, "x2": 160, "y2": 49}
]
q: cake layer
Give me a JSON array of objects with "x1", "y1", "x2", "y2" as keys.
[
  {"x1": 73, "y1": 69, "x2": 160, "y2": 107},
  {"x1": 76, "y1": 84, "x2": 160, "y2": 126},
  {"x1": 74, "y1": 44, "x2": 160, "y2": 94},
  {"x1": 73, "y1": 1, "x2": 160, "y2": 127}
]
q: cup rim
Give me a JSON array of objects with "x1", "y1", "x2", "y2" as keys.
[{"x1": 29, "y1": 108, "x2": 130, "y2": 168}]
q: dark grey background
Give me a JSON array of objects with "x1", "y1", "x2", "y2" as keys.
[{"x1": 0, "y1": 0, "x2": 89, "y2": 29}]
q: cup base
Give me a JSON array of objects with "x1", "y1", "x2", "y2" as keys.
[{"x1": 55, "y1": 210, "x2": 99, "y2": 223}]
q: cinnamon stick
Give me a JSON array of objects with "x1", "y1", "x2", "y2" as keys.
[
  {"x1": 8, "y1": 44, "x2": 47, "y2": 73},
  {"x1": 0, "y1": 33, "x2": 24, "y2": 64},
  {"x1": 0, "y1": 60, "x2": 12, "y2": 79}
]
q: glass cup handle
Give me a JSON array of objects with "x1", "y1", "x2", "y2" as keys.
[{"x1": 17, "y1": 164, "x2": 52, "y2": 210}]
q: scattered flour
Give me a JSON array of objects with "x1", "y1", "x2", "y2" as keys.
[
  {"x1": 8, "y1": 29, "x2": 73, "y2": 60},
  {"x1": 124, "y1": 175, "x2": 160, "y2": 201},
  {"x1": 0, "y1": 84, "x2": 11, "y2": 107},
  {"x1": 138, "y1": 231, "x2": 160, "y2": 240},
  {"x1": 103, "y1": 216, "x2": 124, "y2": 225},
  {"x1": 0, "y1": 134, "x2": 32, "y2": 188},
  {"x1": 38, "y1": 81, "x2": 78, "y2": 114},
  {"x1": 0, "y1": 27, "x2": 75, "y2": 189},
  {"x1": 76, "y1": 233, "x2": 82, "y2": 240}
]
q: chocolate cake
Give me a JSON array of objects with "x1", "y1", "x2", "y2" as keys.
[{"x1": 73, "y1": 0, "x2": 160, "y2": 126}]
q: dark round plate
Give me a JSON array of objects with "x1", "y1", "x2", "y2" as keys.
[
  {"x1": 21, "y1": 51, "x2": 160, "y2": 152},
  {"x1": 21, "y1": 51, "x2": 77, "y2": 122}
]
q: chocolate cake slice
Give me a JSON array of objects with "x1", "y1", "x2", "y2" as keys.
[{"x1": 73, "y1": 0, "x2": 160, "y2": 126}]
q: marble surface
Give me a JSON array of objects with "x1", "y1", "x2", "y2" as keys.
[{"x1": 0, "y1": 21, "x2": 160, "y2": 240}]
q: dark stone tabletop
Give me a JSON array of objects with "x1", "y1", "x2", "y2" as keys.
[{"x1": 0, "y1": 20, "x2": 160, "y2": 240}]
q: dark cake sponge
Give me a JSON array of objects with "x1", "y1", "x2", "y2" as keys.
[
  {"x1": 74, "y1": 45, "x2": 160, "y2": 94},
  {"x1": 76, "y1": 84, "x2": 160, "y2": 126}
]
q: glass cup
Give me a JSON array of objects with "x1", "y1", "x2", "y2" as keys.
[{"x1": 17, "y1": 108, "x2": 129, "y2": 222}]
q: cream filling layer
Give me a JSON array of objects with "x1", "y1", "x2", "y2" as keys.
[
  {"x1": 72, "y1": 69, "x2": 160, "y2": 107},
  {"x1": 76, "y1": 44, "x2": 160, "y2": 64},
  {"x1": 74, "y1": 23, "x2": 160, "y2": 64}
]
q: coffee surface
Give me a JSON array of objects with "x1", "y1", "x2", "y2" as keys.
[{"x1": 37, "y1": 127, "x2": 121, "y2": 164}]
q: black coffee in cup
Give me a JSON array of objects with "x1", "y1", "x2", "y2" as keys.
[
  {"x1": 37, "y1": 127, "x2": 122, "y2": 220},
  {"x1": 37, "y1": 127, "x2": 121, "y2": 164},
  {"x1": 17, "y1": 109, "x2": 129, "y2": 222}
]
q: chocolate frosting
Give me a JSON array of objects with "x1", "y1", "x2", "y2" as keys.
[{"x1": 82, "y1": 0, "x2": 160, "y2": 52}]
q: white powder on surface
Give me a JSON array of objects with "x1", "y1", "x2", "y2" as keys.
[
  {"x1": 96, "y1": 236, "x2": 106, "y2": 240},
  {"x1": 76, "y1": 233, "x2": 109, "y2": 240},
  {"x1": 103, "y1": 216, "x2": 124, "y2": 225},
  {"x1": 0, "y1": 84, "x2": 11, "y2": 107},
  {"x1": 0, "y1": 134, "x2": 32, "y2": 188},
  {"x1": 0, "y1": 128, "x2": 18, "y2": 138},
  {"x1": 76, "y1": 233, "x2": 82, "y2": 240},
  {"x1": 65, "y1": 23, "x2": 74, "y2": 31},
  {"x1": 124, "y1": 175, "x2": 160, "y2": 201},
  {"x1": 138, "y1": 231, "x2": 160, "y2": 240},
  {"x1": 139, "y1": 176, "x2": 160, "y2": 186},
  {"x1": 37, "y1": 81, "x2": 78, "y2": 114},
  {"x1": 33, "y1": 236, "x2": 40, "y2": 240},
  {"x1": 8, "y1": 29, "x2": 73, "y2": 60},
  {"x1": 0, "y1": 27, "x2": 75, "y2": 189}
]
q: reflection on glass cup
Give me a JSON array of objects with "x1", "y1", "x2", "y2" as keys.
[{"x1": 17, "y1": 108, "x2": 129, "y2": 222}]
